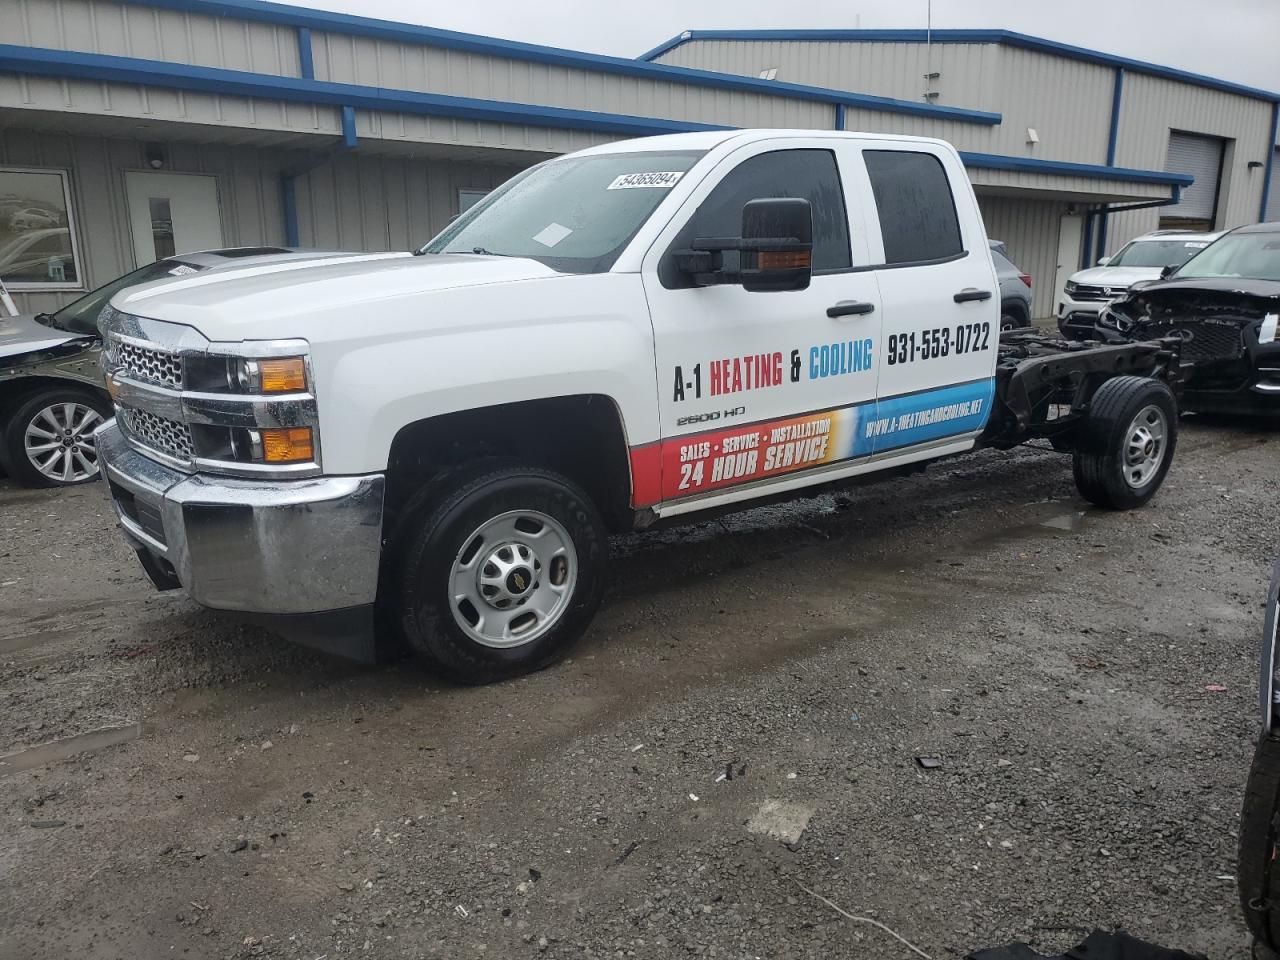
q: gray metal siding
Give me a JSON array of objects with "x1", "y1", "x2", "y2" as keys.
[
  {"x1": 293, "y1": 153, "x2": 523, "y2": 252},
  {"x1": 310, "y1": 32, "x2": 835, "y2": 131},
  {"x1": 1113, "y1": 71, "x2": 1273, "y2": 234},
  {"x1": 2, "y1": 0, "x2": 302, "y2": 75},
  {"x1": 658, "y1": 39, "x2": 1115, "y2": 163},
  {"x1": 977, "y1": 193, "x2": 1068, "y2": 319},
  {"x1": 0, "y1": 128, "x2": 291, "y2": 314}
]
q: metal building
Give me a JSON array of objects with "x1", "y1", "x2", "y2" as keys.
[{"x1": 1, "y1": 2, "x2": 1276, "y2": 321}]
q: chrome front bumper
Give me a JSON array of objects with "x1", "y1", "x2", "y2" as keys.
[{"x1": 97, "y1": 420, "x2": 385, "y2": 614}]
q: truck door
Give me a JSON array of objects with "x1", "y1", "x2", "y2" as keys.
[
  {"x1": 856, "y1": 147, "x2": 999, "y2": 456},
  {"x1": 639, "y1": 140, "x2": 883, "y2": 509}
]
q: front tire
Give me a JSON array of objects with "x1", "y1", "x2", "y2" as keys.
[
  {"x1": 0, "y1": 387, "x2": 111, "y2": 488},
  {"x1": 1072, "y1": 375, "x2": 1177, "y2": 510},
  {"x1": 391, "y1": 465, "x2": 608, "y2": 685}
]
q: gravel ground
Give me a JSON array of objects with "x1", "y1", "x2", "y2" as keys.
[{"x1": 0, "y1": 415, "x2": 1276, "y2": 960}]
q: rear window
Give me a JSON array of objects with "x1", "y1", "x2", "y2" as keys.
[{"x1": 863, "y1": 151, "x2": 964, "y2": 265}]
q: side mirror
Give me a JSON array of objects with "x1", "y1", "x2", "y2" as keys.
[
  {"x1": 1159, "y1": 264, "x2": 1177, "y2": 279},
  {"x1": 676, "y1": 197, "x2": 814, "y2": 292},
  {"x1": 1096, "y1": 256, "x2": 1111, "y2": 266}
]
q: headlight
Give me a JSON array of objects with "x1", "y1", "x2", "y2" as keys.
[
  {"x1": 225, "y1": 356, "x2": 308, "y2": 394},
  {"x1": 1064, "y1": 281, "x2": 1079, "y2": 296}
]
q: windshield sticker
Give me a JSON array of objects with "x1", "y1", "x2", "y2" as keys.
[
  {"x1": 1184, "y1": 242, "x2": 1209, "y2": 248},
  {"x1": 533, "y1": 223, "x2": 573, "y2": 248},
  {"x1": 607, "y1": 171, "x2": 684, "y2": 190},
  {"x1": 1262, "y1": 313, "x2": 1278, "y2": 345},
  {"x1": 168, "y1": 264, "x2": 199, "y2": 276}
]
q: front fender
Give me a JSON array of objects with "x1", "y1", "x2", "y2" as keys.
[{"x1": 308, "y1": 274, "x2": 658, "y2": 474}]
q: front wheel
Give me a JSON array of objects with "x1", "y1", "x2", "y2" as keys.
[
  {"x1": 390, "y1": 465, "x2": 609, "y2": 684},
  {"x1": 1072, "y1": 375, "x2": 1177, "y2": 510},
  {"x1": 1, "y1": 387, "x2": 111, "y2": 488}
]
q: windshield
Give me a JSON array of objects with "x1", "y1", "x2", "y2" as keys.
[
  {"x1": 37, "y1": 258, "x2": 204, "y2": 336},
  {"x1": 1108, "y1": 238, "x2": 1212, "y2": 269},
  {"x1": 421, "y1": 150, "x2": 705, "y2": 273},
  {"x1": 1174, "y1": 232, "x2": 1280, "y2": 282}
]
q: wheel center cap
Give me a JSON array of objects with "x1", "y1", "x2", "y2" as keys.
[{"x1": 505, "y1": 567, "x2": 534, "y2": 596}]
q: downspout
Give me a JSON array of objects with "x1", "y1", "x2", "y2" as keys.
[
  {"x1": 1261, "y1": 101, "x2": 1279, "y2": 222},
  {"x1": 834, "y1": 103, "x2": 846, "y2": 131},
  {"x1": 1094, "y1": 67, "x2": 1125, "y2": 264}
]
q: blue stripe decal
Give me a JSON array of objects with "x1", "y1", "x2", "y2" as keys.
[
  {"x1": 639, "y1": 29, "x2": 1280, "y2": 104},
  {"x1": 858, "y1": 379, "x2": 996, "y2": 456}
]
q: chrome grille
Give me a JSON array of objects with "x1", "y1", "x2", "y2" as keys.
[
  {"x1": 121, "y1": 407, "x2": 194, "y2": 460},
  {"x1": 117, "y1": 340, "x2": 184, "y2": 389},
  {"x1": 1071, "y1": 283, "x2": 1126, "y2": 302}
]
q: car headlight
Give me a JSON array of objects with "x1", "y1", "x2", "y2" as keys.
[
  {"x1": 1064, "y1": 281, "x2": 1079, "y2": 296},
  {"x1": 225, "y1": 356, "x2": 308, "y2": 394}
]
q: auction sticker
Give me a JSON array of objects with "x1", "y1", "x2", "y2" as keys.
[{"x1": 607, "y1": 171, "x2": 684, "y2": 190}]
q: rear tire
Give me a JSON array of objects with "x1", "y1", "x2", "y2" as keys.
[
  {"x1": 391, "y1": 464, "x2": 608, "y2": 685},
  {"x1": 0, "y1": 386, "x2": 111, "y2": 488},
  {"x1": 1072, "y1": 375, "x2": 1177, "y2": 510}
]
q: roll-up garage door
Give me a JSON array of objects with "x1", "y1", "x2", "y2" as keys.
[
  {"x1": 1161, "y1": 132, "x2": 1224, "y2": 228},
  {"x1": 1267, "y1": 147, "x2": 1280, "y2": 222}
]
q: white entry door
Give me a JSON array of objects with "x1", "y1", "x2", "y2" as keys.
[
  {"x1": 1054, "y1": 212, "x2": 1084, "y2": 307},
  {"x1": 124, "y1": 172, "x2": 223, "y2": 266}
]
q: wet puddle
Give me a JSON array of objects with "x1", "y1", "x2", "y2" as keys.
[{"x1": 0, "y1": 722, "x2": 146, "y2": 777}]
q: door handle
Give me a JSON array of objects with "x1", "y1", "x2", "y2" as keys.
[
  {"x1": 826, "y1": 300, "x2": 876, "y2": 318},
  {"x1": 953, "y1": 288, "x2": 993, "y2": 303}
]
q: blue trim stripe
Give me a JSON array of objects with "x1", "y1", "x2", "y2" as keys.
[
  {"x1": 280, "y1": 173, "x2": 299, "y2": 246},
  {"x1": 958, "y1": 151, "x2": 1192, "y2": 188},
  {"x1": 642, "y1": 29, "x2": 1280, "y2": 104},
  {"x1": 109, "y1": 0, "x2": 999, "y2": 124},
  {"x1": 1105, "y1": 68, "x2": 1124, "y2": 167},
  {"x1": 0, "y1": 44, "x2": 1191, "y2": 194},
  {"x1": 0, "y1": 44, "x2": 731, "y2": 137},
  {"x1": 296, "y1": 25, "x2": 314, "y2": 80},
  {"x1": 1261, "y1": 103, "x2": 1280, "y2": 222},
  {"x1": 340, "y1": 105, "x2": 357, "y2": 147}
]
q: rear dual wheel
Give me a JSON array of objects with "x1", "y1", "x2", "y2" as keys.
[{"x1": 390, "y1": 465, "x2": 608, "y2": 685}]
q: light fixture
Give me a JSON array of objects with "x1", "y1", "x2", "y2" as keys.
[{"x1": 144, "y1": 143, "x2": 166, "y2": 170}]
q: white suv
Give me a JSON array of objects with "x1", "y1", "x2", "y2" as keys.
[{"x1": 1057, "y1": 229, "x2": 1223, "y2": 339}]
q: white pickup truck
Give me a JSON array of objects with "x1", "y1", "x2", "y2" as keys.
[{"x1": 96, "y1": 129, "x2": 1186, "y2": 683}]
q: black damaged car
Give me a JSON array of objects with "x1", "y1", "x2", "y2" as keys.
[{"x1": 1096, "y1": 222, "x2": 1280, "y2": 415}]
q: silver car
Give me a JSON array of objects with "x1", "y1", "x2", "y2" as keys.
[
  {"x1": 989, "y1": 239, "x2": 1034, "y2": 330},
  {"x1": 0, "y1": 248, "x2": 354, "y2": 487}
]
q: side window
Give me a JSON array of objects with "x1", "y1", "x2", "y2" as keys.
[
  {"x1": 863, "y1": 150, "x2": 964, "y2": 265},
  {"x1": 662, "y1": 149, "x2": 851, "y2": 286}
]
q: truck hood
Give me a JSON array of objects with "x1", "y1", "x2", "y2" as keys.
[
  {"x1": 113, "y1": 253, "x2": 564, "y2": 340},
  {"x1": 0, "y1": 312, "x2": 81, "y2": 362},
  {"x1": 1069, "y1": 265, "x2": 1163, "y2": 289}
]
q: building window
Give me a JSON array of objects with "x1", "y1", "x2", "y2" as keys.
[
  {"x1": 0, "y1": 167, "x2": 82, "y2": 289},
  {"x1": 458, "y1": 189, "x2": 489, "y2": 215}
]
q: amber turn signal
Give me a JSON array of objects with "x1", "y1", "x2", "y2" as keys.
[
  {"x1": 258, "y1": 357, "x2": 307, "y2": 393},
  {"x1": 758, "y1": 250, "x2": 812, "y2": 270},
  {"x1": 261, "y1": 427, "x2": 314, "y2": 463}
]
